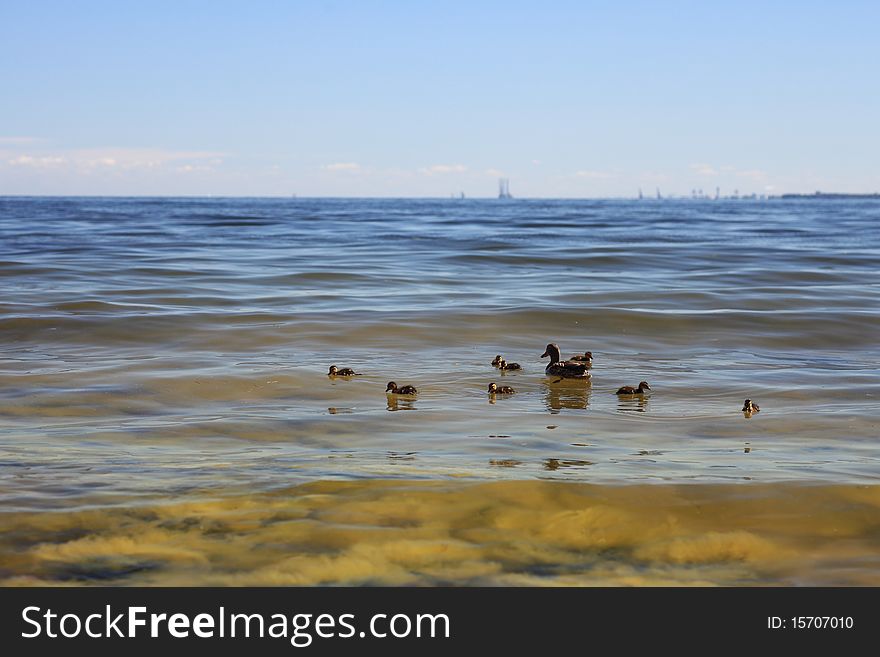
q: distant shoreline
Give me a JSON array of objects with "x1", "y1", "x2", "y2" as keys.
[{"x1": 776, "y1": 192, "x2": 880, "y2": 199}]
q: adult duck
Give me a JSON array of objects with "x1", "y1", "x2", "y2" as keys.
[{"x1": 541, "y1": 343, "x2": 590, "y2": 379}]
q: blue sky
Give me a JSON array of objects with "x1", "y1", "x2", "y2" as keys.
[{"x1": 1, "y1": 1, "x2": 878, "y2": 197}]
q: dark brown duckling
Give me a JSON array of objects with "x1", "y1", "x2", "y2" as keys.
[
  {"x1": 497, "y1": 358, "x2": 522, "y2": 371},
  {"x1": 492, "y1": 355, "x2": 504, "y2": 367},
  {"x1": 616, "y1": 381, "x2": 651, "y2": 395},
  {"x1": 569, "y1": 351, "x2": 593, "y2": 364},
  {"x1": 328, "y1": 365, "x2": 360, "y2": 376},
  {"x1": 386, "y1": 381, "x2": 418, "y2": 395},
  {"x1": 541, "y1": 343, "x2": 590, "y2": 378},
  {"x1": 742, "y1": 399, "x2": 760, "y2": 413},
  {"x1": 488, "y1": 382, "x2": 516, "y2": 394}
]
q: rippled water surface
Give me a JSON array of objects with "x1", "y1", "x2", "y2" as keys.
[{"x1": 1, "y1": 196, "x2": 879, "y2": 584}]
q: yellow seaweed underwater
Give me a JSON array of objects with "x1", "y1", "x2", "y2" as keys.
[{"x1": 3, "y1": 479, "x2": 880, "y2": 586}]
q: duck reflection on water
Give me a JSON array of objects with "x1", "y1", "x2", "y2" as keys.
[
  {"x1": 617, "y1": 395, "x2": 649, "y2": 413},
  {"x1": 543, "y1": 458, "x2": 593, "y2": 471},
  {"x1": 327, "y1": 407, "x2": 355, "y2": 414},
  {"x1": 386, "y1": 396, "x2": 417, "y2": 412},
  {"x1": 542, "y1": 377, "x2": 590, "y2": 413},
  {"x1": 387, "y1": 451, "x2": 417, "y2": 463}
]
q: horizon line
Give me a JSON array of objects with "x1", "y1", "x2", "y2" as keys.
[{"x1": 3, "y1": 192, "x2": 877, "y2": 201}]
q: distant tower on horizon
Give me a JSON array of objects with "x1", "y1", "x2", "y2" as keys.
[
  {"x1": 715, "y1": 186, "x2": 720, "y2": 200},
  {"x1": 656, "y1": 187, "x2": 662, "y2": 200},
  {"x1": 498, "y1": 178, "x2": 512, "y2": 199},
  {"x1": 638, "y1": 188, "x2": 643, "y2": 200}
]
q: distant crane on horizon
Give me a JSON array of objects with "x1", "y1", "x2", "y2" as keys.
[{"x1": 498, "y1": 178, "x2": 513, "y2": 199}]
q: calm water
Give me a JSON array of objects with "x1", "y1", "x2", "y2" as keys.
[{"x1": 2, "y1": 196, "x2": 879, "y2": 585}]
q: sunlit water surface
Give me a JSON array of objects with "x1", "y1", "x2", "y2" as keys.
[{"x1": 1, "y1": 197, "x2": 878, "y2": 584}]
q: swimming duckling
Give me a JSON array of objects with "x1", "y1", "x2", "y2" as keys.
[
  {"x1": 742, "y1": 399, "x2": 760, "y2": 413},
  {"x1": 328, "y1": 365, "x2": 360, "y2": 376},
  {"x1": 616, "y1": 381, "x2": 651, "y2": 395},
  {"x1": 541, "y1": 343, "x2": 590, "y2": 378},
  {"x1": 492, "y1": 355, "x2": 504, "y2": 367},
  {"x1": 386, "y1": 381, "x2": 418, "y2": 395},
  {"x1": 488, "y1": 382, "x2": 516, "y2": 394},
  {"x1": 569, "y1": 351, "x2": 593, "y2": 364},
  {"x1": 497, "y1": 358, "x2": 522, "y2": 371}
]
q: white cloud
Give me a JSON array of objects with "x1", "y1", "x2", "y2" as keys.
[
  {"x1": 0, "y1": 136, "x2": 44, "y2": 145},
  {"x1": 640, "y1": 171, "x2": 671, "y2": 182},
  {"x1": 7, "y1": 155, "x2": 66, "y2": 168},
  {"x1": 175, "y1": 163, "x2": 217, "y2": 173},
  {"x1": 5, "y1": 148, "x2": 224, "y2": 173},
  {"x1": 7, "y1": 148, "x2": 222, "y2": 170},
  {"x1": 690, "y1": 163, "x2": 766, "y2": 181},
  {"x1": 574, "y1": 169, "x2": 614, "y2": 180},
  {"x1": 418, "y1": 164, "x2": 467, "y2": 175},
  {"x1": 690, "y1": 163, "x2": 718, "y2": 176},
  {"x1": 2, "y1": 147, "x2": 228, "y2": 183},
  {"x1": 321, "y1": 162, "x2": 361, "y2": 171},
  {"x1": 736, "y1": 169, "x2": 767, "y2": 180}
]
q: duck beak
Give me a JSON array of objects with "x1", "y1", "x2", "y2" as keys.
[{"x1": 541, "y1": 350, "x2": 549, "y2": 358}]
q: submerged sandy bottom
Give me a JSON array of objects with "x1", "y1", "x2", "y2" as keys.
[{"x1": 3, "y1": 479, "x2": 880, "y2": 586}]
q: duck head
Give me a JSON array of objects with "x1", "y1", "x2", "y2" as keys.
[
  {"x1": 742, "y1": 398, "x2": 754, "y2": 411},
  {"x1": 541, "y1": 343, "x2": 562, "y2": 362},
  {"x1": 584, "y1": 351, "x2": 593, "y2": 359},
  {"x1": 386, "y1": 382, "x2": 397, "y2": 392},
  {"x1": 328, "y1": 365, "x2": 339, "y2": 375},
  {"x1": 492, "y1": 355, "x2": 503, "y2": 366},
  {"x1": 488, "y1": 382, "x2": 498, "y2": 393},
  {"x1": 638, "y1": 381, "x2": 651, "y2": 391}
]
